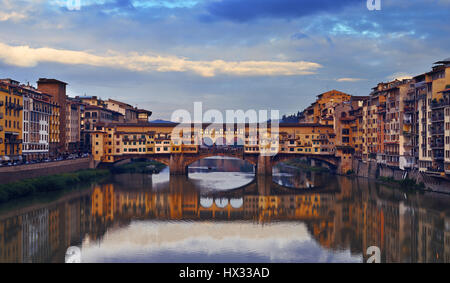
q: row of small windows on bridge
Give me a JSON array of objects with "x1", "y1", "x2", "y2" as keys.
[
  {"x1": 97, "y1": 147, "x2": 173, "y2": 155},
  {"x1": 95, "y1": 140, "x2": 172, "y2": 147},
  {"x1": 98, "y1": 146, "x2": 333, "y2": 154},
  {"x1": 284, "y1": 141, "x2": 323, "y2": 146},
  {"x1": 243, "y1": 204, "x2": 320, "y2": 211},
  {"x1": 281, "y1": 147, "x2": 318, "y2": 153}
]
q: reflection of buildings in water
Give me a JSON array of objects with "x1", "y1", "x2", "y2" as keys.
[
  {"x1": 0, "y1": 215, "x2": 22, "y2": 262},
  {"x1": 416, "y1": 208, "x2": 450, "y2": 263},
  {"x1": 1, "y1": 175, "x2": 450, "y2": 262},
  {"x1": 0, "y1": 192, "x2": 91, "y2": 263},
  {"x1": 189, "y1": 157, "x2": 254, "y2": 173},
  {"x1": 22, "y1": 208, "x2": 49, "y2": 263},
  {"x1": 272, "y1": 165, "x2": 333, "y2": 189},
  {"x1": 92, "y1": 184, "x2": 115, "y2": 221}
]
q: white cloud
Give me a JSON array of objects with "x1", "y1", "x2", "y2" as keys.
[
  {"x1": 388, "y1": 72, "x2": 413, "y2": 81},
  {"x1": 336, "y1": 77, "x2": 366, "y2": 82},
  {"x1": 80, "y1": 221, "x2": 362, "y2": 263},
  {"x1": 0, "y1": 0, "x2": 35, "y2": 22},
  {"x1": 0, "y1": 11, "x2": 27, "y2": 22},
  {"x1": 0, "y1": 42, "x2": 322, "y2": 77}
]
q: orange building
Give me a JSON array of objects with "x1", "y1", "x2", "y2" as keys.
[{"x1": 301, "y1": 90, "x2": 352, "y2": 125}]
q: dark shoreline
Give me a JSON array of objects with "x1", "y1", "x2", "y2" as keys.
[
  {"x1": 0, "y1": 169, "x2": 110, "y2": 204},
  {"x1": 0, "y1": 160, "x2": 167, "y2": 204},
  {"x1": 276, "y1": 161, "x2": 450, "y2": 195}
]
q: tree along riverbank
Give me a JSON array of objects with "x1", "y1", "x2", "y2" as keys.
[
  {"x1": 0, "y1": 160, "x2": 166, "y2": 204},
  {"x1": 109, "y1": 160, "x2": 167, "y2": 174}
]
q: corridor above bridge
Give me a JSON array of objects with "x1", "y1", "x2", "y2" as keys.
[{"x1": 90, "y1": 122, "x2": 353, "y2": 174}]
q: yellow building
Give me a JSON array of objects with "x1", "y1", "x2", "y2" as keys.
[
  {"x1": 49, "y1": 102, "x2": 60, "y2": 157},
  {"x1": 92, "y1": 123, "x2": 179, "y2": 163},
  {"x1": 0, "y1": 215, "x2": 23, "y2": 262},
  {"x1": 278, "y1": 124, "x2": 335, "y2": 155},
  {"x1": 92, "y1": 184, "x2": 115, "y2": 221},
  {"x1": 0, "y1": 79, "x2": 23, "y2": 162}
]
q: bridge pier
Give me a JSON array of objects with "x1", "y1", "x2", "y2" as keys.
[
  {"x1": 169, "y1": 154, "x2": 188, "y2": 175},
  {"x1": 256, "y1": 155, "x2": 272, "y2": 176},
  {"x1": 257, "y1": 175, "x2": 272, "y2": 195},
  {"x1": 337, "y1": 157, "x2": 353, "y2": 175}
]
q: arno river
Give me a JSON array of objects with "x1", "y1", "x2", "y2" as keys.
[{"x1": 1, "y1": 157, "x2": 450, "y2": 263}]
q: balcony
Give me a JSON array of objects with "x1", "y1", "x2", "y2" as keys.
[
  {"x1": 404, "y1": 106, "x2": 415, "y2": 113},
  {"x1": 431, "y1": 129, "x2": 444, "y2": 136},
  {"x1": 5, "y1": 102, "x2": 23, "y2": 110},
  {"x1": 431, "y1": 116, "x2": 445, "y2": 123},
  {"x1": 430, "y1": 143, "x2": 444, "y2": 149},
  {"x1": 431, "y1": 100, "x2": 449, "y2": 110},
  {"x1": 5, "y1": 139, "x2": 22, "y2": 144}
]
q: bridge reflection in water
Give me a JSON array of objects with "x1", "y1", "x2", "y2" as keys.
[{"x1": 1, "y1": 164, "x2": 450, "y2": 263}]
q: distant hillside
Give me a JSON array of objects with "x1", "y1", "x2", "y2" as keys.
[{"x1": 281, "y1": 112, "x2": 303, "y2": 123}]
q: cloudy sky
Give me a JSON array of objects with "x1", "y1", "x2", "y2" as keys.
[{"x1": 0, "y1": 0, "x2": 449, "y2": 119}]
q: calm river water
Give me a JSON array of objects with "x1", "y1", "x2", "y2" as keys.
[{"x1": 1, "y1": 157, "x2": 449, "y2": 263}]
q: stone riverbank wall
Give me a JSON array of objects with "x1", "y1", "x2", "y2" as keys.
[
  {"x1": 0, "y1": 157, "x2": 93, "y2": 184},
  {"x1": 352, "y1": 159, "x2": 450, "y2": 194}
]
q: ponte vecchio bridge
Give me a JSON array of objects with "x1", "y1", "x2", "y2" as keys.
[{"x1": 91, "y1": 122, "x2": 353, "y2": 175}]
